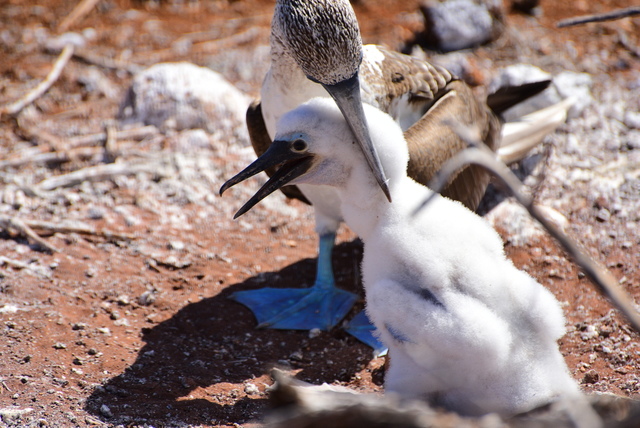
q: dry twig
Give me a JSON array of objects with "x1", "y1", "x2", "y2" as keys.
[
  {"x1": 71, "y1": 47, "x2": 143, "y2": 74},
  {"x1": 414, "y1": 143, "x2": 640, "y2": 333},
  {"x1": 57, "y1": 0, "x2": 101, "y2": 33},
  {"x1": 557, "y1": 6, "x2": 640, "y2": 28},
  {"x1": 0, "y1": 256, "x2": 52, "y2": 278},
  {"x1": 0, "y1": 45, "x2": 75, "y2": 117},
  {"x1": 23, "y1": 219, "x2": 136, "y2": 241},
  {"x1": 35, "y1": 157, "x2": 173, "y2": 191},
  {"x1": 66, "y1": 125, "x2": 158, "y2": 149},
  {"x1": 0, "y1": 215, "x2": 59, "y2": 252},
  {"x1": 0, "y1": 124, "x2": 158, "y2": 169},
  {"x1": 14, "y1": 123, "x2": 65, "y2": 151},
  {"x1": 0, "y1": 146, "x2": 117, "y2": 169}
]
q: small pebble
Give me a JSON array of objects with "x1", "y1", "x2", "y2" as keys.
[
  {"x1": 71, "y1": 323, "x2": 86, "y2": 330},
  {"x1": 100, "y1": 404, "x2": 113, "y2": 418},
  {"x1": 308, "y1": 328, "x2": 322, "y2": 339},
  {"x1": 117, "y1": 295, "x2": 130, "y2": 305},
  {"x1": 580, "y1": 325, "x2": 598, "y2": 340},
  {"x1": 582, "y1": 370, "x2": 599, "y2": 384},
  {"x1": 168, "y1": 240, "x2": 185, "y2": 251},
  {"x1": 595, "y1": 208, "x2": 610, "y2": 222},
  {"x1": 244, "y1": 383, "x2": 260, "y2": 395},
  {"x1": 624, "y1": 111, "x2": 640, "y2": 129}
]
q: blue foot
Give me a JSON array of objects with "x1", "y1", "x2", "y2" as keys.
[
  {"x1": 230, "y1": 286, "x2": 357, "y2": 330},
  {"x1": 230, "y1": 232, "x2": 358, "y2": 331},
  {"x1": 344, "y1": 310, "x2": 388, "y2": 356}
]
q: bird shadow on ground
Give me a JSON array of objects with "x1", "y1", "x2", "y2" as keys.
[{"x1": 84, "y1": 240, "x2": 375, "y2": 426}]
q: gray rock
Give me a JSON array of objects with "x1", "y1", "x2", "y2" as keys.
[
  {"x1": 624, "y1": 111, "x2": 640, "y2": 129},
  {"x1": 420, "y1": 0, "x2": 504, "y2": 52},
  {"x1": 118, "y1": 62, "x2": 249, "y2": 134},
  {"x1": 428, "y1": 50, "x2": 474, "y2": 81}
]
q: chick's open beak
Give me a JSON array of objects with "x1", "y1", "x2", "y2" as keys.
[{"x1": 219, "y1": 140, "x2": 314, "y2": 218}]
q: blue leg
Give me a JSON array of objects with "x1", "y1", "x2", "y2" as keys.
[
  {"x1": 230, "y1": 232, "x2": 358, "y2": 331},
  {"x1": 344, "y1": 310, "x2": 388, "y2": 356}
]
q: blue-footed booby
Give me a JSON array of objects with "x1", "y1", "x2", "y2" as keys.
[
  {"x1": 221, "y1": 0, "x2": 557, "y2": 345},
  {"x1": 220, "y1": 98, "x2": 582, "y2": 416}
]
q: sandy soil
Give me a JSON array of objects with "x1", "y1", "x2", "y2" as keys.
[{"x1": 0, "y1": 0, "x2": 639, "y2": 427}]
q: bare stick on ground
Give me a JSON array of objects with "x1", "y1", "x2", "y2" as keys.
[
  {"x1": 557, "y1": 6, "x2": 640, "y2": 28},
  {"x1": 65, "y1": 125, "x2": 158, "y2": 149},
  {"x1": 35, "y1": 158, "x2": 173, "y2": 191},
  {"x1": 71, "y1": 47, "x2": 143, "y2": 74},
  {"x1": 57, "y1": 0, "x2": 101, "y2": 33},
  {"x1": 23, "y1": 218, "x2": 136, "y2": 241},
  {"x1": 0, "y1": 215, "x2": 59, "y2": 253},
  {"x1": 414, "y1": 128, "x2": 640, "y2": 333},
  {"x1": 0, "y1": 146, "x2": 123, "y2": 170},
  {"x1": 0, "y1": 44, "x2": 74, "y2": 117},
  {"x1": 0, "y1": 256, "x2": 52, "y2": 279}
]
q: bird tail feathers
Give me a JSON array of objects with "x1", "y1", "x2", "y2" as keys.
[{"x1": 497, "y1": 97, "x2": 574, "y2": 165}]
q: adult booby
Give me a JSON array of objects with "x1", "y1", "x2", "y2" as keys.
[
  {"x1": 223, "y1": 0, "x2": 554, "y2": 340},
  {"x1": 221, "y1": 98, "x2": 581, "y2": 416}
]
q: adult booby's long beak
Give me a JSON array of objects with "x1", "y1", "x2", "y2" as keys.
[
  {"x1": 219, "y1": 140, "x2": 314, "y2": 218},
  {"x1": 321, "y1": 73, "x2": 392, "y2": 202}
]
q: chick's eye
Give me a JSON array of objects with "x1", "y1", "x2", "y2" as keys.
[{"x1": 291, "y1": 139, "x2": 308, "y2": 152}]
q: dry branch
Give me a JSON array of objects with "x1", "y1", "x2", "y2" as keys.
[
  {"x1": 557, "y1": 6, "x2": 640, "y2": 28},
  {"x1": 23, "y1": 219, "x2": 136, "y2": 241},
  {"x1": 35, "y1": 158, "x2": 173, "y2": 191},
  {"x1": 0, "y1": 256, "x2": 52, "y2": 278},
  {"x1": 66, "y1": 125, "x2": 158, "y2": 149},
  {"x1": 0, "y1": 124, "x2": 161, "y2": 169},
  {"x1": 57, "y1": 0, "x2": 101, "y2": 33},
  {"x1": 0, "y1": 215, "x2": 59, "y2": 252},
  {"x1": 14, "y1": 123, "x2": 65, "y2": 151},
  {"x1": 415, "y1": 144, "x2": 640, "y2": 334},
  {"x1": 71, "y1": 47, "x2": 143, "y2": 74},
  {"x1": 0, "y1": 45, "x2": 74, "y2": 117},
  {"x1": 0, "y1": 147, "x2": 111, "y2": 169}
]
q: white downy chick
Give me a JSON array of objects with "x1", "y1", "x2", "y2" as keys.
[{"x1": 267, "y1": 98, "x2": 581, "y2": 416}]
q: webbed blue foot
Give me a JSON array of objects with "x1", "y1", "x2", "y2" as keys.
[
  {"x1": 230, "y1": 285, "x2": 357, "y2": 330},
  {"x1": 230, "y1": 232, "x2": 358, "y2": 331},
  {"x1": 344, "y1": 310, "x2": 388, "y2": 356}
]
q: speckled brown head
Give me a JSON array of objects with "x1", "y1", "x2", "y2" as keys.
[
  {"x1": 272, "y1": 0, "x2": 391, "y2": 201},
  {"x1": 273, "y1": 0, "x2": 363, "y2": 85}
]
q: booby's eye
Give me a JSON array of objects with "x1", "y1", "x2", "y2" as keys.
[{"x1": 291, "y1": 139, "x2": 308, "y2": 153}]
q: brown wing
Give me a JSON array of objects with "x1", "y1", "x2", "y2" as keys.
[
  {"x1": 246, "y1": 99, "x2": 311, "y2": 205},
  {"x1": 360, "y1": 45, "x2": 455, "y2": 114},
  {"x1": 360, "y1": 46, "x2": 496, "y2": 210},
  {"x1": 404, "y1": 80, "x2": 501, "y2": 211}
]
